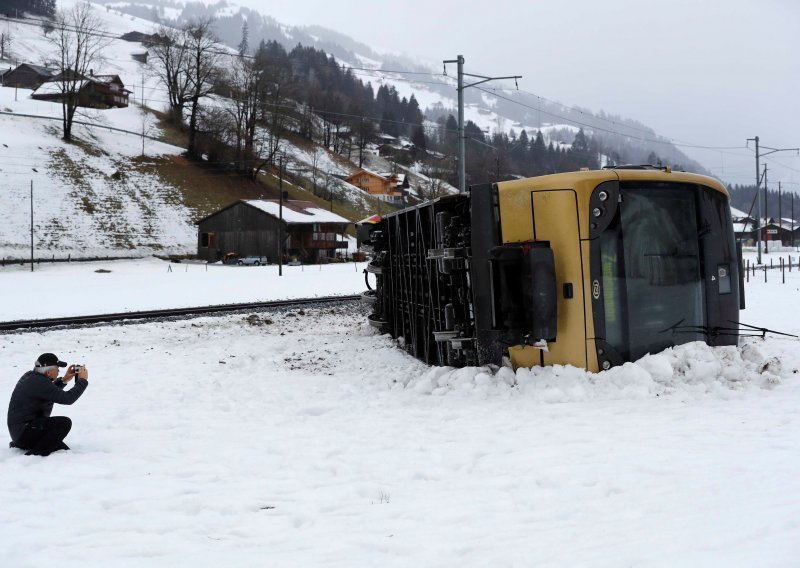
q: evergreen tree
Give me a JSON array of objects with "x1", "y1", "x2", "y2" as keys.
[{"x1": 237, "y1": 19, "x2": 249, "y2": 56}]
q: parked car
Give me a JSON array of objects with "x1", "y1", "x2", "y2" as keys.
[
  {"x1": 239, "y1": 255, "x2": 269, "y2": 266},
  {"x1": 221, "y1": 252, "x2": 241, "y2": 265}
]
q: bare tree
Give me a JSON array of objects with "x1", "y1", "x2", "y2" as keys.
[
  {"x1": 222, "y1": 54, "x2": 262, "y2": 174},
  {"x1": 184, "y1": 19, "x2": 221, "y2": 159},
  {"x1": 250, "y1": 42, "x2": 293, "y2": 179},
  {"x1": 309, "y1": 144, "x2": 325, "y2": 195},
  {"x1": 147, "y1": 24, "x2": 192, "y2": 124},
  {"x1": 0, "y1": 29, "x2": 11, "y2": 60},
  {"x1": 138, "y1": 105, "x2": 155, "y2": 157},
  {"x1": 419, "y1": 156, "x2": 453, "y2": 200},
  {"x1": 47, "y1": 1, "x2": 110, "y2": 141}
]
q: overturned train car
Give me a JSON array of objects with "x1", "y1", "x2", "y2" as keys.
[{"x1": 358, "y1": 167, "x2": 744, "y2": 372}]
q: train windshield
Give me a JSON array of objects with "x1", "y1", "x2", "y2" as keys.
[{"x1": 599, "y1": 184, "x2": 706, "y2": 361}]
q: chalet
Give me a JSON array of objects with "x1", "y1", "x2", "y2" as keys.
[
  {"x1": 120, "y1": 31, "x2": 166, "y2": 46},
  {"x1": 131, "y1": 50, "x2": 149, "y2": 64},
  {"x1": 197, "y1": 199, "x2": 351, "y2": 264},
  {"x1": 31, "y1": 73, "x2": 131, "y2": 108},
  {"x1": 0, "y1": 63, "x2": 57, "y2": 89},
  {"x1": 344, "y1": 168, "x2": 407, "y2": 204},
  {"x1": 757, "y1": 218, "x2": 795, "y2": 247}
]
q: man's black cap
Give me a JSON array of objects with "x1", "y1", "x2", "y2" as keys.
[{"x1": 35, "y1": 353, "x2": 67, "y2": 368}]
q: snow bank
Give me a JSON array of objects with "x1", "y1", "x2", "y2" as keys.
[{"x1": 394, "y1": 340, "x2": 789, "y2": 401}]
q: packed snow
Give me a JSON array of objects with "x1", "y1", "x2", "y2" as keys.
[{"x1": 1, "y1": 251, "x2": 799, "y2": 565}]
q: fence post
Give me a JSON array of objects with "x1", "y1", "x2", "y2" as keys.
[
  {"x1": 746, "y1": 259, "x2": 750, "y2": 282},
  {"x1": 764, "y1": 265, "x2": 767, "y2": 283},
  {"x1": 782, "y1": 257, "x2": 785, "y2": 283}
]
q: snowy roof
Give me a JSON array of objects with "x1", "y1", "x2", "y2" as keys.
[
  {"x1": 376, "y1": 172, "x2": 407, "y2": 185},
  {"x1": 244, "y1": 200, "x2": 351, "y2": 225},
  {"x1": 729, "y1": 206, "x2": 750, "y2": 219},
  {"x1": 92, "y1": 74, "x2": 124, "y2": 85},
  {"x1": 15, "y1": 63, "x2": 57, "y2": 76},
  {"x1": 30, "y1": 81, "x2": 81, "y2": 96}
]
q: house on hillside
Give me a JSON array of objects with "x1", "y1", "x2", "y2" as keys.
[
  {"x1": 197, "y1": 200, "x2": 351, "y2": 264},
  {"x1": 344, "y1": 168, "x2": 408, "y2": 205},
  {"x1": 120, "y1": 31, "x2": 166, "y2": 46},
  {"x1": 31, "y1": 73, "x2": 131, "y2": 108},
  {"x1": 0, "y1": 63, "x2": 57, "y2": 89},
  {"x1": 130, "y1": 50, "x2": 148, "y2": 64}
]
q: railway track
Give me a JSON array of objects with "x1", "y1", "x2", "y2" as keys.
[{"x1": 0, "y1": 295, "x2": 362, "y2": 332}]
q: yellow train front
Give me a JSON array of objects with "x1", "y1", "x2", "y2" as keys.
[{"x1": 359, "y1": 166, "x2": 743, "y2": 372}]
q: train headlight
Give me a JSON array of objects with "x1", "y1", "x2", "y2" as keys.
[
  {"x1": 592, "y1": 207, "x2": 604, "y2": 218},
  {"x1": 598, "y1": 190, "x2": 608, "y2": 202}
]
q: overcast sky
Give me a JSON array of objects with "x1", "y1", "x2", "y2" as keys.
[{"x1": 246, "y1": 0, "x2": 800, "y2": 193}]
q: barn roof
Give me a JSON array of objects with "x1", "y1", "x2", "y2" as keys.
[{"x1": 245, "y1": 200, "x2": 351, "y2": 224}]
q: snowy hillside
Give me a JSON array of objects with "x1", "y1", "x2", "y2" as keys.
[
  {"x1": 0, "y1": 3, "x2": 196, "y2": 258},
  {"x1": 0, "y1": 1, "x2": 436, "y2": 259}
]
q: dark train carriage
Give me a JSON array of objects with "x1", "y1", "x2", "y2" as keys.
[{"x1": 197, "y1": 200, "x2": 350, "y2": 263}]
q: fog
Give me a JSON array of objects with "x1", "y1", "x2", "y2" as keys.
[{"x1": 246, "y1": 0, "x2": 799, "y2": 190}]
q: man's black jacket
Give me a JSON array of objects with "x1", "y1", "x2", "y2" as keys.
[{"x1": 7, "y1": 371, "x2": 88, "y2": 442}]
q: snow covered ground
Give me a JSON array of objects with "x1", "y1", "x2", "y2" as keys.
[
  {"x1": 1, "y1": 252, "x2": 799, "y2": 565},
  {"x1": 0, "y1": 256, "x2": 368, "y2": 320}
]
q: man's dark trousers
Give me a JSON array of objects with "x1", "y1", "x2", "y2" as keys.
[{"x1": 13, "y1": 416, "x2": 72, "y2": 456}]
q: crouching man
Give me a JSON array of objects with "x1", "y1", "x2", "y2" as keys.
[{"x1": 7, "y1": 353, "x2": 89, "y2": 456}]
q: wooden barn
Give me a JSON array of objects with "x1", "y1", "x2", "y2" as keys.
[
  {"x1": 197, "y1": 200, "x2": 351, "y2": 263},
  {"x1": 0, "y1": 63, "x2": 57, "y2": 88}
]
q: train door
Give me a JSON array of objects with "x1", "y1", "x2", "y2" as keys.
[{"x1": 509, "y1": 189, "x2": 587, "y2": 368}]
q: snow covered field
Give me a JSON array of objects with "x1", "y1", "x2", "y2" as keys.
[
  {"x1": 1, "y1": 254, "x2": 799, "y2": 566},
  {"x1": 0, "y1": 257, "x2": 366, "y2": 320}
]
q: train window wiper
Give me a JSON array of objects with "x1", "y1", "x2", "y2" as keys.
[{"x1": 660, "y1": 319, "x2": 798, "y2": 339}]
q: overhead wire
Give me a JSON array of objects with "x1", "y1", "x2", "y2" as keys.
[{"x1": 5, "y1": 10, "x2": 795, "y2": 181}]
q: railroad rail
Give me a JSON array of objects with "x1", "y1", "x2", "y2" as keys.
[{"x1": 0, "y1": 295, "x2": 362, "y2": 332}]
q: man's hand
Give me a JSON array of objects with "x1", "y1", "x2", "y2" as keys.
[
  {"x1": 63, "y1": 365, "x2": 76, "y2": 383},
  {"x1": 64, "y1": 365, "x2": 89, "y2": 383}
]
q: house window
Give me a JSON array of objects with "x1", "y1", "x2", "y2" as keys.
[
  {"x1": 201, "y1": 232, "x2": 216, "y2": 248},
  {"x1": 312, "y1": 232, "x2": 336, "y2": 241}
]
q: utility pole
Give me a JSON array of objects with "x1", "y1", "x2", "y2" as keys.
[
  {"x1": 278, "y1": 155, "x2": 284, "y2": 277},
  {"x1": 443, "y1": 55, "x2": 521, "y2": 193},
  {"x1": 746, "y1": 137, "x2": 799, "y2": 264},
  {"x1": 30, "y1": 180, "x2": 34, "y2": 272},
  {"x1": 792, "y1": 191, "x2": 796, "y2": 249},
  {"x1": 778, "y1": 181, "x2": 782, "y2": 247},
  {"x1": 764, "y1": 163, "x2": 769, "y2": 254}
]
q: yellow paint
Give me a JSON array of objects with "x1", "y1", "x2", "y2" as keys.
[{"x1": 495, "y1": 168, "x2": 729, "y2": 371}]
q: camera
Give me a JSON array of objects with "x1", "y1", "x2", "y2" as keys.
[{"x1": 73, "y1": 364, "x2": 84, "y2": 373}]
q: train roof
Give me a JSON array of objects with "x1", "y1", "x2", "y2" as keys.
[{"x1": 496, "y1": 167, "x2": 729, "y2": 197}]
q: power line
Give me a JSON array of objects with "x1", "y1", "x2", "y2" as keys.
[{"x1": 4, "y1": 11, "x2": 751, "y2": 162}]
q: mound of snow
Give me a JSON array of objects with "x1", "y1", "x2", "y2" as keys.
[{"x1": 397, "y1": 341, "x2": 786, "y2": 400}]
